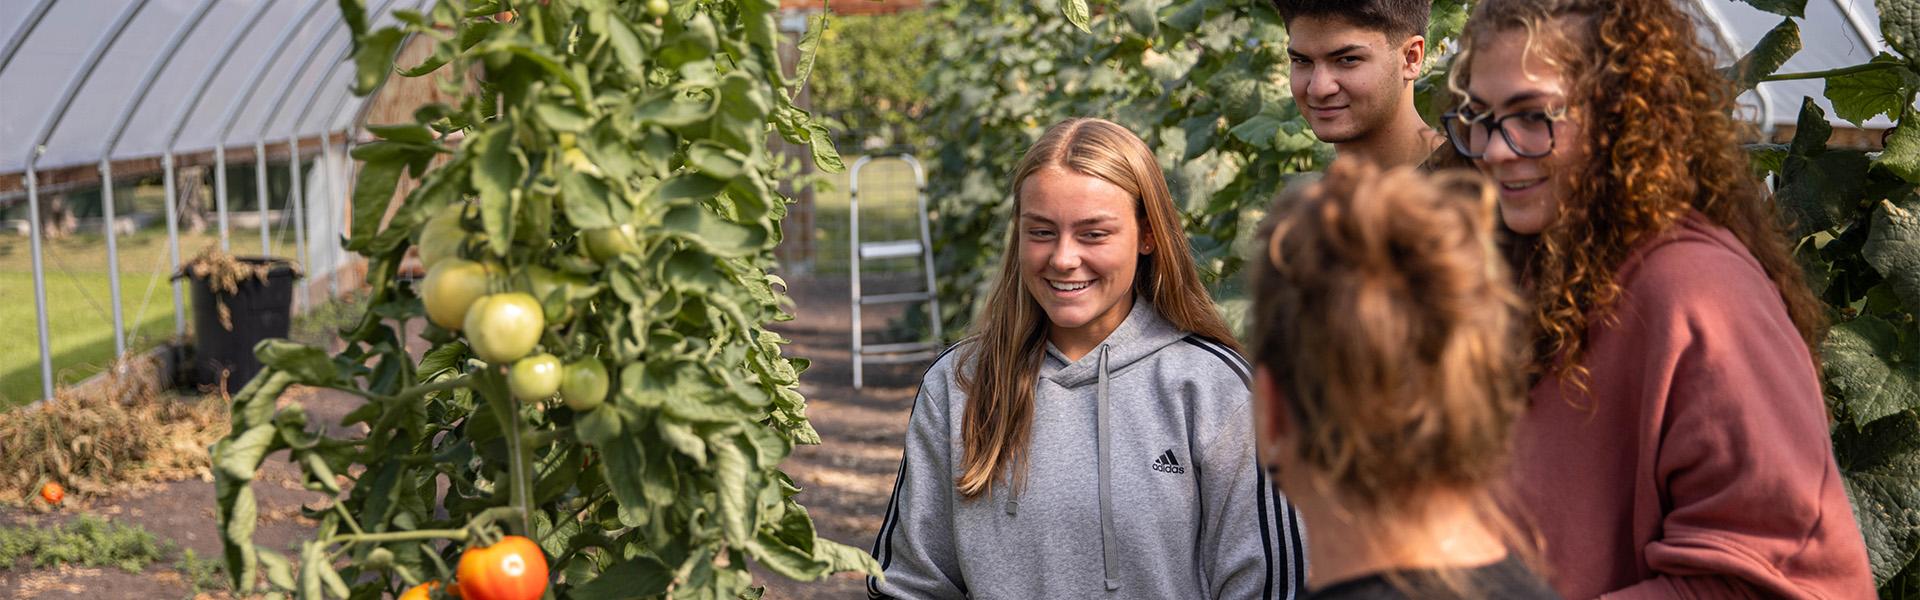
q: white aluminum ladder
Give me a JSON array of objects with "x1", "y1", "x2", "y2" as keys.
[{"x1": 850, "y1": 154, "x2": 944, "y2": 389}]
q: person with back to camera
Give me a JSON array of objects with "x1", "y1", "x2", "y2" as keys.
[
  {"x1": 867, "y1": 117, "x2": 1306, "y2": 599},
  {"x1": 1444, "y1": 0, "x2": 1875, "y2": 596},
  {"x1": 1247, "y1": 158, "x2": 1560, "y2": 600}
]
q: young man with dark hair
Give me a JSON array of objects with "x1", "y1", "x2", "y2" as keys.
[{"x1": 1274, "y1": 0, "x2": 1447, "y2": 169}]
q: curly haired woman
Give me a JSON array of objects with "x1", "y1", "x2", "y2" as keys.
[{"x1": 1444, "y1": 0, "x2": 1874, "y2": 597}]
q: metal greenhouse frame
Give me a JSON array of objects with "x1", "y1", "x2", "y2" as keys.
[
  {"x1": 0, "y1": 0, "x2": 1899, "y2": 403},
  {"x1": 1, "y1": 0, "x2": 429, "y2": 402}
]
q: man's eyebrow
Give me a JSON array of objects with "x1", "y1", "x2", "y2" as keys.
[
  {"x1": 1287, "y1": 43, "x2": 1368, "y2": 59},
  {"x1": 1326, "y1": 44, "x2": 1367, "y2": 57}
]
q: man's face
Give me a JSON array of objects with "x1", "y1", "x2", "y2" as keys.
[{"x1": 1286, "y1": 16, "x2": 1422, "y2": 144}]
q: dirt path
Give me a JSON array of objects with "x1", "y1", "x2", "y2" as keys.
[{"x1": 0, "y1": 273, "x2": 927, "y2": 599}]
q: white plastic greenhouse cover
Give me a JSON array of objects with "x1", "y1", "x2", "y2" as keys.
[
  {"x1": 1693, "y1": 0, "x2": 1903, "y2": 131},
  {"x1": 0, "y1": 0, "x2": 430, "y2": 175},
  {"x1": 0, "y1": 0, "x2": 1905, "y2": 175}
]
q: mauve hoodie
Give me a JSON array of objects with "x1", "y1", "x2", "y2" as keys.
[{"x1": 1512, "y1": 212, "x2": 1875, "y2": 599}]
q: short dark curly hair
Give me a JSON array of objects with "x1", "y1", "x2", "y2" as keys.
[{"x1": 1271, "y1": 0, "x2": 1430, "y2": 41}]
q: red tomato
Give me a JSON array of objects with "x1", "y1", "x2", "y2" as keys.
[
  {"x1": 457, "y1": 535, "x2": 548, "y2": 600},
  {"x1": 399, "y1": 580, "x2": 453, "y2": 600},
  {"x1": 39, "y1": 482, "x2": 64, "y2": 505}
]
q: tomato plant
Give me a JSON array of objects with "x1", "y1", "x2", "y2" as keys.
[{"x1": 211, "y1": 0, "x2": 875, "y2": 597}]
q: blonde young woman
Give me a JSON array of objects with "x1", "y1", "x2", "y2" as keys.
[
  {"x1": 1446, "y1": 0, "x2": 1873, "y2": 596},
  {"x1": 1249, "y1": 160, "x2": 1557, "y2": 599},
  {"x1": 868, "y1": 118, "x2": 1305, "y2": 599}
]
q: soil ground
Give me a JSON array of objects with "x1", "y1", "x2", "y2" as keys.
[{"x1": 0, "y1": 272, "x2": 931, "y2": 599}]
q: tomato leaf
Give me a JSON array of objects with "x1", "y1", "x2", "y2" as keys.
[
  {"x1": 473, "y1": 126, "x2": 522, "y2": 257},
  {"x1": 1064, "y1": 0, "x2": 1093, "y2": 34},
  {"x1": 571, "y1": 555, "x2": 673, "y2": 598}
]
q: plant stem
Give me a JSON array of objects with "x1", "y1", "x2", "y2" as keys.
[
  {"x1": 504, "y1": 395, "x2": 535, "y2": 536},
  {"x1": 1764, "y1": 61, "x2": 1901, "y2": 82},
  {"x1": 324, "y1": 529, "x2": 471, "y2": 546},
  {"x1": 332, "y1": 502, "x2": 367, "y2": 536}
]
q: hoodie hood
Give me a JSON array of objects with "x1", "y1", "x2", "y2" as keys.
[{"x1": 1041, "y1": 297, "x2": 1187, "y2": 388}]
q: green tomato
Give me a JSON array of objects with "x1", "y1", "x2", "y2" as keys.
[
  {"x1": 417, "y1": 209, "x2": 466, "y2": 270},
  {"x1": 559, "y1": 359, "x2": 609, "y2": 412},
  {"x1": 646, "y1": 0, "x2": 671, "y2": 18},
  {"x1": 516, "y1": 265, "x2": 589, "y2": 324},
  {"x1": 422, "y1": 259, "x2": 491, "y2": 330},
  {"x1": 463, "y1": 292, "x2": 546, "y2": 364},
  {"x1": 508, "y1": 354, "x2": 563, "y2": 401},
  {"x1": 583, "y1": 225, "x2": 638, "y2": 262}
]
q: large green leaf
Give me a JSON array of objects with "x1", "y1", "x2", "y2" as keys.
[
  {"x1": 1825, "y1": 315, "x2": 1920, "y2": 424},
  {"x1": 1826, "y1": 54, "x2": 1919, "y2": 126},
  {"x1": 346, "y1": 159, "x2": 405, "y2": 253},
  {"x1": 1778, "y1": 100, "x2": 1868, "y2": 236},
  {"x1": 1729, "y1": 18, "x2": 1800, "y2": 92},
  {"x1": 254, "y1": 340, "x2": 338, "y2": 385},
  {"x1": 1836, "y1": 411, "x2": 1920, "y2": 585},
  {"x1": 1882, "y1": 0, "x2": 1920, "y2": 65},
  {"x1": 664, "y1": 205, "x2": 764, "y2": 258},
  {"x1": 473, "y1": 126, "x2": 523, "y2": 257},
  {"x1": 1878, "y1": 110, "x2": 1920, "y2": 182},
  {"x1": 1864, "y1": 197, "x2": 1920, "y2": 313},
  {"x1": 713, "y1": 434, "x2": 755, "y2": 545},
  {"x1": 791, "y1": 13, "x2": 827, "y2": 96},
  {"x1": 572, "y1": 555, "x2": 674, "y2": 599},
  {"x1": 1735, "y1": 0, "x2": 1806, "y2": 17},
  {"x1": 352, "y1": 27, "x2": 406, "y2": 96},
  {"x1": 1064, "y1": 0, "x2": 1092, "y2": 34}
]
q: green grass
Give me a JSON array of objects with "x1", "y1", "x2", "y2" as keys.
[
  {"x1": 0, "y1": 515, "x2": 167, "y2": 573},
  {"x1": 0, "y1": 226, "x2": 297, "y2": 406},
  {"x1": 810, "y1": 156, "x2": 929, "y2": 276}
]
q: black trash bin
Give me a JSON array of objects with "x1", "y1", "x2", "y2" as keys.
[{"x1": 176, "y1": 256, "x2": 300, "y2": 394}]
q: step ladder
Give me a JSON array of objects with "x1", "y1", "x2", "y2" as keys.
[{"x1": 850, "y1": 154, "x2": 944, "y2": 389}]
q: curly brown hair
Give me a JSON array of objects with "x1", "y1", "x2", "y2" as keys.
[
  {"x1": 1251, "y1": 159, "x2": 1526, "y2": 513},
  {"x1": 1450, "y1": 0, "x2": 1824, "y2": 385},
  {"x1": 1248, "y1": 159, "x2": 1538, "y2": 592}
]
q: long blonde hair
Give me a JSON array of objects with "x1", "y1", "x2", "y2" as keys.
[{"x1": 956, "y1": 118, "x2": 1238, "y2": 499}]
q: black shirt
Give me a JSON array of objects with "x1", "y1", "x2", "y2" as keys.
[{"x1": 1308, "y1": 555, "x2": 1562, "y2": 600}]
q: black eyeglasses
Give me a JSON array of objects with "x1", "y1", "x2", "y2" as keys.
[{"x1": 1442, "y1": 108, "x2": 1564, "y2": 159}]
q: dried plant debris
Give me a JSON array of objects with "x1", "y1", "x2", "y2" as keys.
[
  {"x1": 0, "y1": 354, "x2": 228, "y2": 506},
  {"x1": 178, "y1": 246, "x2": 302, "y2": 330}
]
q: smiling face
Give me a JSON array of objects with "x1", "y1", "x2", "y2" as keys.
[
  {"x1": 1018, "y1": 167, "x2": 1149, "y2": 353},
  {"x1": 1287, "y1": 16, "x2": 1423, "y2": 144},
  {"x1": 1463, "y1": 28, "x2": 1588, "y2": 235}
]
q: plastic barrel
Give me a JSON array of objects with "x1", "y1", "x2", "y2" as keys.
[{"x1": 183, "y1": 257, "x2": 298, "y2": 394}]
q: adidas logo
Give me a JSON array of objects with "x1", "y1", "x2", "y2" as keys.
[{"x1": 1151, "y1": 449, "x2": 1186, "y2": 474}]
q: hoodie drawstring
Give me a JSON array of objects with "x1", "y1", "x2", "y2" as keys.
[{"x1": 1095, "y1": 344, "x2": 1120, "y2": 591}]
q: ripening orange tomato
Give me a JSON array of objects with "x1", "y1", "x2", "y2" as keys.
[{"x1": 457, "y1": 536, "x2": 547, "y2": 600}]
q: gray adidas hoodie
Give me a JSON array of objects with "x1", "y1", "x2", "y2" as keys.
[{"x1": 868, "y1": 299, "x2": 1307, "y2": 599}]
